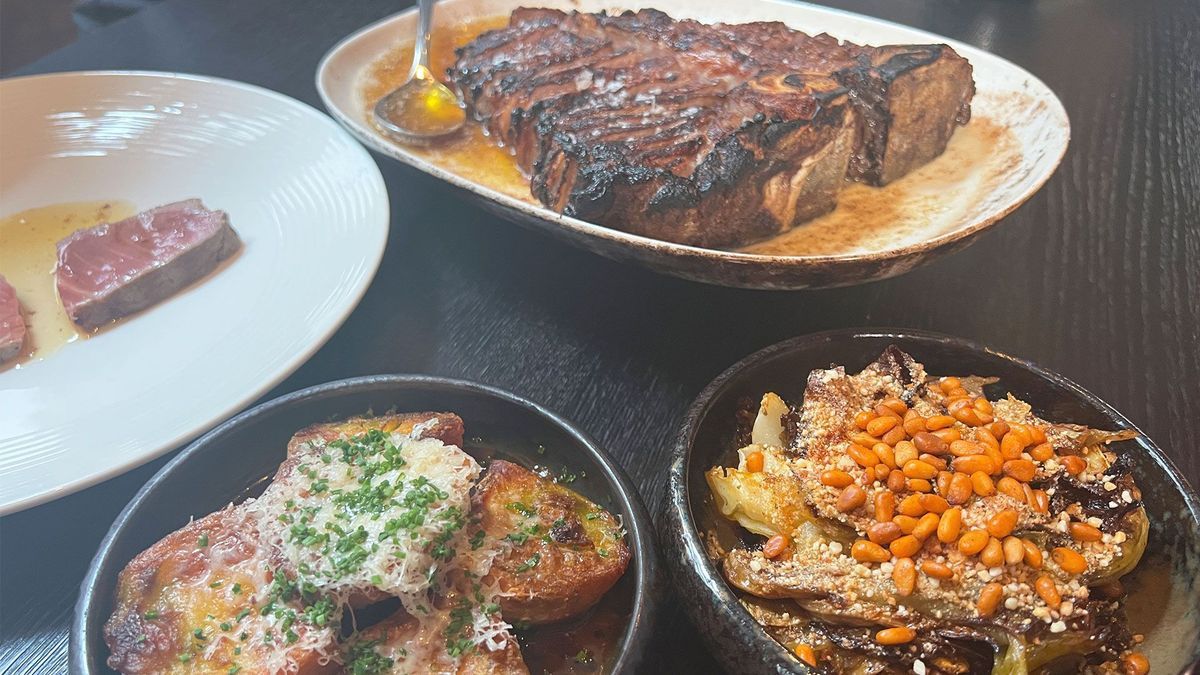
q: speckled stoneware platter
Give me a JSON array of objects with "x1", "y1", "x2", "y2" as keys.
[
  {"x1": 73, "y1": 376, "x2": 660, "y2": 674},
  {"x1": 317, "y1": 0, "x2": 1069, "y2": 289},
  {"x1": 662, "y1": 329, "x2": 1200, "y2": 673}
]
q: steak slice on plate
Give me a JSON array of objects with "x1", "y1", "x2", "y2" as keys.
[
  {"x1": 0, "y1": 275, "x2": 27, "y2": 363},
  {"x1": 55, "y1": 199, "x2": 241, "y2": 330}
]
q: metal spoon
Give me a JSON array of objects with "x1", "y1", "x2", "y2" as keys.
[{"x1": 373, "y1": 0, "x2": 465, "y2": 143}]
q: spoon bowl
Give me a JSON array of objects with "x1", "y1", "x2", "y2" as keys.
[{"x1": 371, "y1": 0, "x2": 465, "y2": 143}]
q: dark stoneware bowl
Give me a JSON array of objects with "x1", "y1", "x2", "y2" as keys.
[
  {"x1": 73, "y1": 376, "x2": 659, "y2": 674},
  {"x1": 663, "y1": 329, "x2": 1200, "y2": 673}
]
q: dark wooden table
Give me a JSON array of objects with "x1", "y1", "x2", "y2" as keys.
[{"x1": 2, "y1": 0, "x2": 1197, "y2": 672}]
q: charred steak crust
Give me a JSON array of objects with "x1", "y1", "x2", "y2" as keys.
[
  {"x1": 449, "y1": 8, "x2": 973, "y2": 248},
  {"x1": 55, "y1": 199, "x2": 242, "y2": 331}
]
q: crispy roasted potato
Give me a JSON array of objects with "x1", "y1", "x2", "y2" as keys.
[
  {"x1": 103, "y1": 506, "x2": 339, "y2": 675},
  {"x1": 286, "y1": 412, "x2": 464, "y2": 455},
  {"x1": 348, "y1": 610, "x2": 528, "y2": 675},
  {"x1": 474, "y1": 460, "x2": 629, "y2": 624}
]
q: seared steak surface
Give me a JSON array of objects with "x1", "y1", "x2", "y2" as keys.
[
  {"x1": 0, "y1": 275, "x2": 26, "y2": 363},
  {"x1": 56, "y1": 199, "x2": 241, "y2": 330},
  {"x1": 450, "y1": 8, "x2": 974, "y2": 248}
]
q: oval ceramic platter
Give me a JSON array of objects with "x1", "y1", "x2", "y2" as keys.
[
  {"x1": 0, "y1": 71, "x2": 389, "y2": 514},
  {"x1": 318, "y1": 0, "x2": 1069, "y2": 289}
]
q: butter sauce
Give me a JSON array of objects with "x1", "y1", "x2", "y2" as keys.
[
  {"x1": 362, "y1": 20, "x2": 1019, "y2": 257},
  {"x1": 0, "y1": 200, "x2": 135, "y2": 366}
]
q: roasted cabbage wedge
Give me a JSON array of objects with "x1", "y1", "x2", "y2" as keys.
[{"x1": 707, "y1": 348, "x2": 1151, "y2": 674}]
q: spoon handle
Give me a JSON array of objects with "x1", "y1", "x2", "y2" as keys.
[{"x1": 410, "y1": 0, "x2": 436, "y2": 78}]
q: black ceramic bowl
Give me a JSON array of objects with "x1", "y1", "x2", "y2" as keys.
[
  {"x1": 663, "y1": 329, "x2": 1200, "y2": 674},
  {"x1": 73, "y1": 375, "x2": 659, "y2": 674}
]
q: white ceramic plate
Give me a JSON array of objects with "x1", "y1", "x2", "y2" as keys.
[
  {"x1": 0, "y1": 71, "x2": 389, "y2": 514},
  {"x1": 317, "y1": 0, "x2": 1069, "y2": 289}
]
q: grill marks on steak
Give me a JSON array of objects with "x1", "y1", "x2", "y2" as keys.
[
  {"x1": 450, "y1": 8, "x2": 974, "y2": 248},
  {"x1": 0, "y1": 276, "x2": 27, "y2": 364},
  {"x1": 55, "y1": 199, "x2": 241, "y2": 330}
]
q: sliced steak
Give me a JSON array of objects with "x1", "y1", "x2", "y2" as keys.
[
  {"x1": 449, "y1": 8, "x2": 973, "y2": 248},
  {"x1": 55, "y1": 199, "x2": 241, "y2": 330},
  {"x1": 0, "y1": 275, "x2": 27, "y2": 363}
]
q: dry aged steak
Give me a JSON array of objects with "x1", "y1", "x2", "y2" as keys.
[
  {"x1": 450, "y1": 8, "x2": 974, "y2": 248},
  {"x1": 56, "y1": 199, "x2": 241, "y2": 330},
  {"x1": 0, "y1": 275, "x2": 26, "y2": 363}
]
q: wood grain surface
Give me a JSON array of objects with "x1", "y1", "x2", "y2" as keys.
[{"x1": 1, "y1": 0, "x2": 1197, "y2": 673}]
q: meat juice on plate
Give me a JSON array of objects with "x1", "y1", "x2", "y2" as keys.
[{"x1": 0, "y1": 200, "x2": 135, "y2": 366}]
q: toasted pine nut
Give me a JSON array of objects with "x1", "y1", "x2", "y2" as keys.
[
  {"x1": 882, "y1": 425, "x2": 907, "y2": 446},
  {"x1": 936, "y1": 470, "x2": 953, "y2": 495},
  {"x1": 1029, "y1": 426, "x2": 1047, "y2": 444},
  {"x1": 1053, "y1": 547, "x2": 1088, "y2": 574},
  {"x1": 920, "y1": 494, "x2": 949, "y2": 514},
  {"x1": 848, "y1": 444, "x2": 879, "y2": 468},
  {"x1": 867, "y1": 520, "x2": 903, "y2": 545},
  {"x1": 1035, "y1": 574, "x2": 1061, "y2": 609},
  {"x1": 887, "y1": 469, "x2": 906, "y2": 492},
  {"x1": 938, "y1": 377, "x2": 961, "y2": 393},
  {"x1": 952, "y1": 454, "x2": 995, "y2": 475},
  {"x1": 913, "y1": 431, "x2": 949, "y2": 455},
  {"x1": 892, "y1": 556, "x2": 916, "y2": 596},
  {"x1": 893, "y1": 441, "x2": 918, "y2": 469},
  {"x1": 986, "y1": 421, "x2": 1010, "y2": 438},
  {"x1": 850, "y1": 432, "x2": 881, "y2": 449},
  {"x1": 976, "y1": 427, "x2": 1001, "y2": 451},
  {"x1": 890, "y1": 534, "x2": 922, "y2": 558},
  {"x1": 1022, "y1": 539, "x2": 1044, "y2": 568},
  {"x1": 745, "y1": 450, "x2": 765, "y2": 473},
  {"x1": 932, "y1": 428, "x2": 962, "y2": 444},
  {"x1": 874, "y1": 462, "x2": 891, "y2": 481},
  {"x1": 996, "y1": 476, "x2": 1026, "y2": 500},
  {"x1": 949, "y1": 440, "x2": 984, "y2": 457},
  {"x1": 946, "y1": 472, "x2": 974, "y2": 505},
  {"x1": 903, "y1": 414, "x2": 927, "y2": 437},
  {"x1": 1069, "y1": 521, "x2": 1103, "y2": 542},
  {"x1": 971, "y1": 471, "x2": 996, "y2": 497},
  {"x1": 898, "y1": 494, "x2": 927, "y2": 517},
  {"x1": 912, "y1": 513, "x2": 940, "y2": 541},
  {"x1": 837, "y1": 484, "x2": 867, "y2": 513},
  {"x1": 987, "y1": 509, "x2": 1019, "y2": 538},
  {"x1": 1122, "y1": 652, "x2": 1150, "y2": 675},
  {"x1": 852, "y1": 539, "x2": 891, "y2": 563},
  {"x1": 1029, "y1": 442, "x2": 1054, "y2": 462},
  {"x1": 1003, "y1": 459, "x2": 1037, "y2": 482},
  {"x1": 906, "y1": 478, "x2": 933, "y2": 493},
  {"x1": 919, "y1": 453, "x2": 949, "y2": 471},
  {"x1": 958, "y1": 529, "x2": 990, "y2": 556},
  {"x1": 952, "y1": 405, "x2": 983, "y2": 427},
  {"x1": 1000, "y1": 433, "x2": 1026, "y2": 460},
  {"x1": 903, "y1": 459, "x2": 938, "y2": 480},
  {"x1": 875, "y1": 403, "x2": 902, "y2": 419},
  {"x1": 794, "y1": 643, "x2": 817, "y2": 667},
  {"x1": 893, "y1": 515, "x2": 919, "y2": 534},
  {"x1": 937, "y1": 507, "x2": 963, "y2": 543},
  {"x1": 763, "y1": 534, "x2": 790, "y2": 558},
  {"x1": 873, "y1": 442, "x2": 897, "y2": 469},
  {"x1": 821, "y1": 470, "x2": 854, "y2": 488},
  {"x1": 980, "y1": 537, "x2": 1005, "y2": 567},
  {"x1": 1002, "y1": 536, "x2": 1025, "y2": 565},
  {"x1": 875, "y1": 627, "x2": 916, "y2": 645},
  {"x1": 1062, "y1": 455, "x2": 1087, "y2": 476},
  {"x1": 854, "y1": 411, "x2": 875, "y2": 430},
  {"x1": 881, "y1": 397, "x2": 908, "y2": 415},
  {"x1": 977, "y1": 582, "x2": 1004, "y2": 616},
  {"x1": 867, "y1": 416, "x2": 899, "y2": 437},
  {"x1": 926, "y1": 415, "x2": 956, "y2": 431},
  {"x1": 874, "y1": 490, "x2": 896, "y2": 521},
  {"x1": 974, "y1": 397, "x2": 994, "y2": 415},
  {"x1": 1028, "y1": 486, "x2": 1050, "y2": 513},
  {"x1": 921, "y1": 560, "x2": 954, "y2": 579}
]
